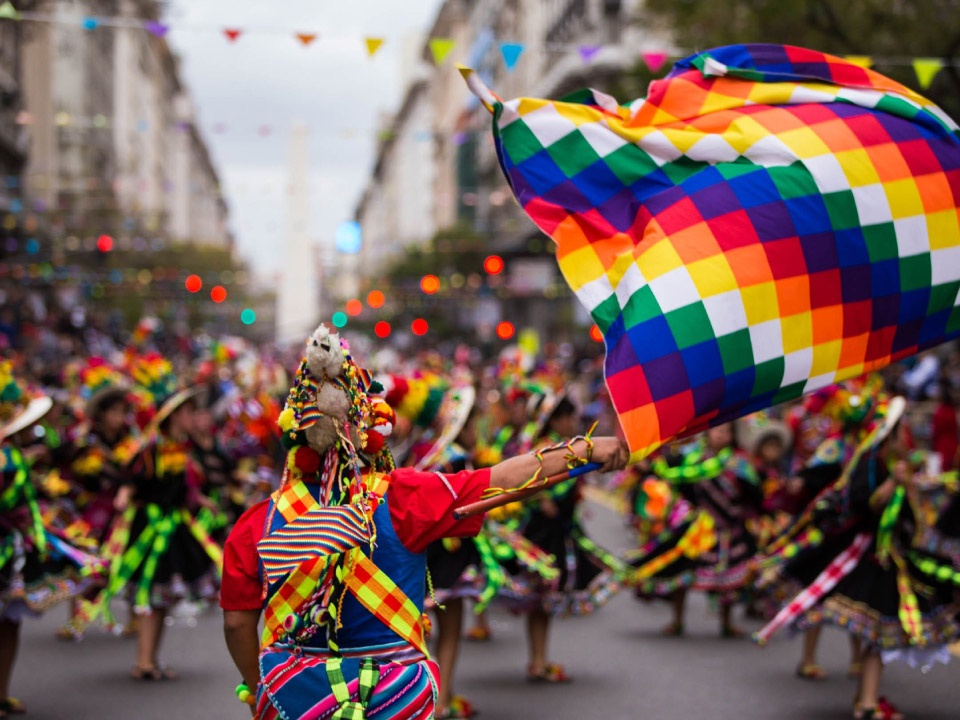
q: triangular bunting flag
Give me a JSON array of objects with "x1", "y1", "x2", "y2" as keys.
[
  {"x1": 295, "y1": 32, "x2": 318, "y2": 47},
  {"x1": 223, "y1": 28, "x2": 242, "y2": 42},
  {"x1": 365, "y1": 37, "x2": 385, "y2": 57},
  {"x1": 500, "y1": 42, "x2": 525, "y2": 71},
  {"x1": 844, "y1": 55, "x2": 873, "y2": 69},
  {"x1": 81, "y1": 17, "x2": 99, "y2": 30},
  {"x1": 144, "y1": 21, "x2": 169, "y2": 38},
  {"x1": 429, "y1": 38, "x2": 456, "y2": 66},
  {"x1": 0, "y1": 2, "x2": 21, "y2": 20},
  {"x1": 913, "y1": 58, "x2": 944, "y2": 90},
  {"x1": 641, "y1": 51, "x2": 669, "y2": 74},
  {"x1": 579, "y1": 45, "x2": 601, "y2": 63}
]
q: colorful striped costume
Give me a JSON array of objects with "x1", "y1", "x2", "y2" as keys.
[{"x1": 255, "y1": 475, "x2": 439, "y2": 720}]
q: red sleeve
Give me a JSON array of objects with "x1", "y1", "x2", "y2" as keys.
[
  {"x1": 220, "y1": 499, "x2": 270, "y2": 612},
  {"x1": 387, "y1": 467, "x2": 491, "y2": 554}
]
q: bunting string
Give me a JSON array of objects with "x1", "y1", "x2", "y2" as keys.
[{"x1": 0, "y1": 4, "x2": 957, "y2": 87}]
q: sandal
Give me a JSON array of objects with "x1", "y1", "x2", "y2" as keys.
[
  {"x1": 54, "y1": 624, "x2": 83, "y2": 642},
  {"x1": 130, "y1": 665, "x2": 178, "y2": 681},
  {"x1": 465, "y1": 626, "x2": 491, "y2": 642},
  {"x1": 0, "y1": 698, "x2": 25, "y2": 715},
  {"x1": 854, "y1": 698, "x2": 904, "y2": 720},
  {"x1": 131, "y1": 666, "x2": 164, "y2": 681},
  {"x1": 796, "y1": 663, "x2": 828, "y2": 681},
  {"x1": 436, "y1": 695, "x2": 476, "y2": 719},
  {"x1": 661, "y1": 621, "x2": 685, "y2": 637},
  {"x1": 527, "y1": 662, "x2": 571, "y2": 684}
]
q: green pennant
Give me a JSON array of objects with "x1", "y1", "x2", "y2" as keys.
[
  {"x1": 0, "y1": 2, "x2": 21, "y2": 20},
  {"x1": 913, "y1": 58, "x2": 944, "y2": 90},
  {"x1": 429, "y1": 37, "x2": 455, "y2": 66}
]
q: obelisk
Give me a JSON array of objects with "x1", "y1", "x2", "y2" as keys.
[{"x1": 276, "y1": 123, "x2": 318, "y2": 343}]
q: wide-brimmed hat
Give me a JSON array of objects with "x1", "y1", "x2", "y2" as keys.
[
  {"x1": 129, "y1": 353, "x2": 197, "y2": 433},
  {"x1": 80, "y1": 358, "x2": 132, "y2": 421},
  {"x1": 519, "y1": 387, "x2": 574, "y2": 451},
  {"x1": 150, "y1": 387, "x2": 202, "y2": 431},
  {"x1": 414, "y1": 385, "x2": 477, "y2": 471},
  {"x1": 0, "y1": 361, "x2": 53, "y2": 441},
  {"x1": 871, "y1": 396, "x2": 906, "y2": 447},
  {"x1": 736, "y1": 412, "x2": 793, "y2": 456}
]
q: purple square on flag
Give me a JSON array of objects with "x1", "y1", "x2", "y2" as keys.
[
  {"x1": 606, "y1": 331, "x2": 641, "y2": 376},
  {"x1": 892, "y1": 318, "x2": 923, "y2": 352},
  {"x1": 691, "y1": 377, "x2": 727, "y2": 416},
  {"x1": 840, "y1": 264, "x2": 872, "y2": 303},
  {"x1": 644, "y1": 352, "x2": 690, "y2": 401},
  {"x1": 595, "y1": 187, "x2": 641, "y2": 232},
  {"x1": 800, "y1": 232, "x2": 839, "y2": 272},
  {"x1": 689, "y1": 181, "x2": 742, "y2": 221},
  {"x1": 542, "y1": 179, "x2": 597, "y2": 214},
  {"x1": 746, "y1": 202, "x2": 796, "y2": 242},
  {"x1": 642, "y1": 184, "x2": 688, "y2": 217},
  {"x1": 871, "y1": 293, "x2": 900, "y2": 327}
]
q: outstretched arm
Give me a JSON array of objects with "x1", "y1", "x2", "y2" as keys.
[{"x1": 489, "y1": 436, "x2": 629, "y2": 490}]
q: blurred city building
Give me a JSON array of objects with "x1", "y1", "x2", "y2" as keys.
[
  {"x1": 0, "y1": 1, "x2": 29, "y2": 214},
  {"x1": 19, "y1": 0, "x2": 231, "y2": 248},
  {"x1": 353, "y1": 0, "x2": 669, "y2": 344}
]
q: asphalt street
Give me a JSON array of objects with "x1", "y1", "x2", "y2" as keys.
[{"x1": 11, "y1": 500, "x2": 960, "y2": 720}]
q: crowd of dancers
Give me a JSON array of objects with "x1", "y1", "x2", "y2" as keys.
[{"x1": 0, "y1": 319, "x2": 958, "y2": 720}]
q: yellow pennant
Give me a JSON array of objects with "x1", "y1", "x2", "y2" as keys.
[
  {"x1": 429, "y1": 38, "x2": 456, "y2": 66},
  {"x1": 365, "y1": 37, "x2": 385, "y2": 57},
  {"x1": 913, "y1": 58, "x2": 944, "y2": 90},
  {"x1": 844, "y1": 55, "x2": 873, "y2": 69}
]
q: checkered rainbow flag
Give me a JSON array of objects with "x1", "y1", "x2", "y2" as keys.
[{"x1": 463, "y1": 44, "x2": 960, "y2": 461}]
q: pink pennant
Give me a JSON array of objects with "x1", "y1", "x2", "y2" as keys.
[
  {"x1": 223, "y1": 28, "x2": 242, "y2": 42},
  {"x1": 641, "y1": 51, "x2": 669, "y2": 74}
]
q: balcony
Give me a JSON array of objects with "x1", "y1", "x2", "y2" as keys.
[{"x1": 546, "y1": 0, "x2": 588, "y2": 45}]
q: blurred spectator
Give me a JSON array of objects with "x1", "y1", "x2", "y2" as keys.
[
  {"x1": 931, "y1": 380, "x2": 959, "y2": 471},
  {"x1": 901, "y1": 351, "x2": 940, "y2": 400}
]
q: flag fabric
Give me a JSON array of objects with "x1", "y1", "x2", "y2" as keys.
[{"x1": 466, "y1": 44, "x2": 960, "y2": 461}]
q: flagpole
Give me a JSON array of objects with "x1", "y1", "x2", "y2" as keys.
[{"x1": 452, "y1": 462, "x2": 601, "y2": 520}]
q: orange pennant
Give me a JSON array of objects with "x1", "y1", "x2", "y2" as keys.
[{"x1": 296, "y1": 32, "x2": 318, "y2": 47}]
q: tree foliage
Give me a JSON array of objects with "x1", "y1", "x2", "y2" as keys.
[{"x1": 628, "y1": 0, "x2": 960, "y2": 119}]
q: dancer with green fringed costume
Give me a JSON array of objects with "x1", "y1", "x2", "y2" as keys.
[
  {"x1": 517, "y1": 392, "x2": 627, "y2": 684},
  {"x1": 0, "y1": 361, "x2": 105, "y2": 717},
  {"x1": 754, "y1": 397, "x2": 960, "y2": 720},
  {"x1": 624, "y1": 422, "x2": 764, "y2": 638},
  {"x1": 81, "y1": 355, "x2": 222, "y2": 681}
]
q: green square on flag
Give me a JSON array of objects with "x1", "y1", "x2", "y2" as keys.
[
  {"x1": 546, "y1": 130, "x2": 602, "y2": 177},
  {"x1": 718, "y1": 329, "x2": 754, "y2": 373},
  {"x1": 665, "y1": 302, "x2": 713, "y2": 349},
  {"x1": 500, "y1": 121, "x2": 544, "y2": 165}
]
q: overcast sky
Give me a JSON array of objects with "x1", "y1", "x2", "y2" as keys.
[{"x1": 166, "y1": 1, "x2": 442, "y2": 279}]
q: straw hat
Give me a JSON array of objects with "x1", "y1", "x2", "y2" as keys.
[
  {"x1": 0, "y1": 361, "x2": 53, "y2": 441},
  {"x1": 736, "y1": 412, "x2": 793, "y2": 456},
  {"x1": 414, "y1": 385, "x2": 477, "y2": 471},
  {"x1": 80, "y1": 358, "x2": 131, "y2": 421}
]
